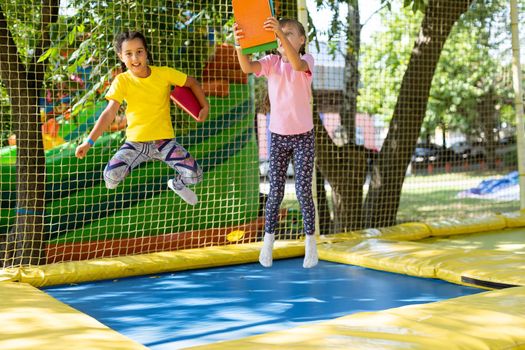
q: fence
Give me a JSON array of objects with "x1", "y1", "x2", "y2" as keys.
[{"x1": 0, "y1": 0, "x2": 521, "y2": 267}]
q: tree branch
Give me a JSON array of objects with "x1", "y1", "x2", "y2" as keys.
[{"x1": 362, "y1": 4, "x2": 388, "y2": 28}]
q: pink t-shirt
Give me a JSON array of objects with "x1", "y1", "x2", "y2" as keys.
[{"x1": 256, "y1": 54, "x2": 314, "y2": 135}]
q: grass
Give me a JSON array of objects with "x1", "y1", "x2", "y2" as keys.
[{"x1": 279, "y1": 170, "x2": 520, "y2": 225}]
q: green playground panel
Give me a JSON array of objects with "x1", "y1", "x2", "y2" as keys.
[
  {"x1": 2, "y1": 84, "x2": 260, "y2": 244},
  {"x1": 58, "y1": 101, "x2": 108, "y2": 141},
  {"x1": 0, "y1": 146, "x2": 15, "y2": 165},
  {"x1": 52, "y1": 142, "x2": 259, "y2": 244},
  {"x1": 46, "y1": 121, "x2": 258, "y2": 243},
  {"x1": 44, "y1": 85, "x2": 255, "y2": 222}
]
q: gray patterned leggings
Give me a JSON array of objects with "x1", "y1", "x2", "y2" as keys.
[
  {"x1": 265, "y1": 129, "x2": 315, "y2": 236},
  {"x1": 103, "y1": 139, "x2": 203, "y2": 189}
]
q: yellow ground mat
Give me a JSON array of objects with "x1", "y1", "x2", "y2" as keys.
[
  {"x1": 425, "y1": 214, "x2": 507, "y2": 236},
  {"x1": 422, "y1": 227, "x2": 525, "y2": 255},
  {"x1": 186, "y1": 286, "x2": 525, "y2": 350},
  {"x1": 1, "y1": 211, "x2": 525, "y2": 349},
  {"x1": 0, "y1": 240, "x2": 305, "y2": 287},
  {"x1": 0, "y1": 282, "x2": 147, "y2": 350},
  {"x1": 319, "y1": 238, "x2": 525, "y2": 288}
]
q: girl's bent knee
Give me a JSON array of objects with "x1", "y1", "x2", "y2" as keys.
[
  {"x1": 105, "y1": 181, "x2": 119, "y2": 190},
  {"x1": 103, "y1": 169, "x2": 124, "y2": 189},
  {"x1": 183, "y1": 170, "x2": 203, "y2": 185}
]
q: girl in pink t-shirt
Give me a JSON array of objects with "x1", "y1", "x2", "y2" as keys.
[{"x1": 234, "y1": 17, "x2": 318, "y2": 268}]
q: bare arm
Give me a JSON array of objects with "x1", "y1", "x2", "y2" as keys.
[
  {"x1": 88, "y1": 100, "x2": 120, "y2": 141},
  {"x1": 264, "y1": 17, "x2": 309, "y2": 72},
  {"x1": 233, "y1": 23, "x2": 262, "y2": 74},
  {"x1": 184, "y1": 76, "x2": 210, "y2": 122},
  {"x1": 75, "y1": 99, "x2": 120, "y2": 159}
]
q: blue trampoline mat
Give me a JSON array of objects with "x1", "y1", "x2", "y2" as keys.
[{"x1": 43, "y1": 258, "x2": 480, "y2": 349}]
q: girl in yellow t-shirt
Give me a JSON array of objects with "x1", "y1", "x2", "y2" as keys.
[{"x1": 75, "y1": 31, "x2": 209, "y2": 205}]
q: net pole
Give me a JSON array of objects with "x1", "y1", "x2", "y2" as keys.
[
  {"x1": 297, "y1": 0, "x2": 321, "y2": 236},
  {"x1": 510, "y1": 0, "x2": 525, "y2": 209}
]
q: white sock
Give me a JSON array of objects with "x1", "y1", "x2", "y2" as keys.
[
  {"x1": 259, "y1": 234, "x2": 275, "y2": 268},
  {"x1": 303, "y1": 234, "x2": 318, "y2": 268}
]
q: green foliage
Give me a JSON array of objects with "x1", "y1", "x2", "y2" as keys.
[
  {"x1": 1, "y1": 0, "x2": 234, "y2": 140},
  {"x1": 358, "y1": 7, "x2": 421, "y2": 119},
  {"x1": 0, "y1": 0, "x2": 44, "y2": 142},
  {"x1": 0, "y1": 0, "x2": 43, "y2": 65},
  {"x1": 427, "y1": 0, "x2": 512, "y2": 138},
  {"x1": 358, "y1": 0, "x2": 514, "y2": 140},
  {"x1": 0, "y1": 82, "x2": 11, "y2": 146},
  {"x1": 311, "y1": 0, "x2": 356, "y2": 44},
  {"x1": 381, "y1": 0, "x2": 428, "y2": 13}
]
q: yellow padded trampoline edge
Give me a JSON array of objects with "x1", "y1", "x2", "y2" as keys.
[
  {"x1": 186, "y1": 287, "x2": 525, "y2": 350},
  {"x1": 0, "y1": 282, "x2": 148, "y2": 350},
  {"x1": 0, "y1": 241, "x2": 305, "y2": 288}
]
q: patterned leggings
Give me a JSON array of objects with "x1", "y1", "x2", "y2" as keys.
[
  {"x1": 103, "y1": 139, "x2": 203, "y2": 189},
  {"x1": 265, "y1": 130, "x2": 315, "y2": 236}
]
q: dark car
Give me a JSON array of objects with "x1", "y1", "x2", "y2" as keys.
[
  {"x1": 436, "y1": 146, "x2": 458, "y2": 163},
  {"x1": 412, "y1": 143, "x2": 458, "y2": 165},
  {"x1": 412, "y1": 143, "x2": 441, "y2": 163}
]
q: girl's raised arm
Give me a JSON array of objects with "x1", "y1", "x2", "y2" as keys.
[
  {"x1": 233, "y1": 23, "x2": 262, "y2": 74},
  {"x1": 264, "y1": 17, "x2": 308, "y2": 72}
]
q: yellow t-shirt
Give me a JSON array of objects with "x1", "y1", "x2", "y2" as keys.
[{"x1": 105, "y1": 66, "x2": 187, "y2": 142}]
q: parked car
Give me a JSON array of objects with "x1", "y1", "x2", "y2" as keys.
[
  {"x1": 450, "y1": 141, "x2": 470, "y2": 158},
  {"x1": 496, "y1": 137, "x2": 517, "y2": 159},
  {"x1": 469, "y1": 141, "x2": 487, "y2": 159},
  {"x1": 498, "y1": 136, "x2": 516, "y2": 147},
  {"x1": 412, "y1": 143, "x2": 441, "y2": 164},
  {"x1": 412, "y1": 143, "x2": 458, "y2": 165},
  {"x1": 437, "y1": 146, "x2": 458, "y2": 163},
  {"x1": 450, "y1": 141, "x2": 486, "y2": 159}
]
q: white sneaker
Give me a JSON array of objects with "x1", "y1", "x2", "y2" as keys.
[
  {"x1": 259, "y1": 234, "x2": 275, "y2": 267},
  {"x1": 168, "y1": 179, "x2": 198, "y2": 205}
]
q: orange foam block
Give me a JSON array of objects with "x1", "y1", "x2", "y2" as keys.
[{"x1": 233, "y1": 0, "x2": 278, "y2": 54}]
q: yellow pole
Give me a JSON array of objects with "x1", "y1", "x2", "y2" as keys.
[
  {"x1": 510, "y1": 0, "x2": 525, "y2": 209},
  {"x1": 297, "y1": 0, "x2": 308, "y2": 27}
]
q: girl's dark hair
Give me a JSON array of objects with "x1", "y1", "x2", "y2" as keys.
[
  {"x1": 113, "y1": 31, "x2": 154, "y2": 71},
  {"x1": 278, "y1": 18, "x2": 307, "y2": 55}
]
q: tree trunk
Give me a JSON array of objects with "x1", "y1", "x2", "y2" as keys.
[
  {"x1": 0, "y1": 1, "x2": 59, "y2": 266},
  {"x1": 315, "y1": 166, "x2": 331, "y2": 234},
  {"x1": 340, "y1": 0, "x2": 360, "y2": 142},
  {"x1": 478, "y1": 90, "x2": 498, "y2": 169},
  {"x1": 363, "y1": 0, "x2": 474, "y2": 227},
  {"x1": 4, "y1": 91, "x2": 47, "y2": 266},
  {"x1": 315, "y1": 0, "x2": 366, "y2": 232},
  {"x1": 314, "y1": 104, "x2": 366, "y2": 232}
]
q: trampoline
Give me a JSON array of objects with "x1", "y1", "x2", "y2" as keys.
[
  {"x1": 2, "y1": 212, "x2": 525, "y2": 349},
  {"x1": 43, "y1": 258, "x2": 480, "y2": 349}
]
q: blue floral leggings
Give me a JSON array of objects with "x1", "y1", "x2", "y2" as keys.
[{"x1": 265, "y1": 129, "x2": 315, "y2": 236}]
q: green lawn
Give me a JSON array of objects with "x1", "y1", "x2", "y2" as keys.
[
  {"x1": 280, "y1": 170, "x2": 519, "y2": 224},
  {"x1": 397, "y1": 171, "x2": 519, "y2": 222}
]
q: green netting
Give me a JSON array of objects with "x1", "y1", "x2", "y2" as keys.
[{"x1": 0, "y1": 0, "x2": 522, "y2": 267}]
